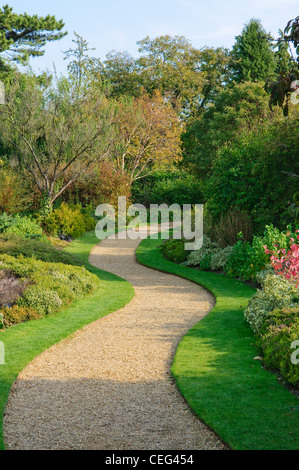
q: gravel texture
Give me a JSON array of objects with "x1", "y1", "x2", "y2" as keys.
[{"x1": 4, "y1": 228, "x2": 226, "y2": 450}]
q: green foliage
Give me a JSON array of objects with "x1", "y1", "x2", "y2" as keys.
[
  {"x1": 0, "y1": 4, "x2": 66, "y2": 67},
  {"x1": 131, "y1": 171, "x2": 203, "y2": 207},
  {"x1": 186, "y1": 235, "x2": 233, "y2": 272},
  {"x1": 256, "y1": 307, "x2": 299, "y2": 386},
  {"x1": 205, "y1": 109, "x2": 299, "y2": 232},
  {"x1": 267, "y1": 17, "x2": 299, "y2": 116},
  {"x1": 160, "y1": 239, "x2": 188, "y2": 264},
  {"x1": 244, "y1": 273, "x2": 299, "y2": 334},
  {"x1": 0, "y1": 233, "x2": 84, "y2": 266},
  {"x1": 210, "y1": 246, "x2": 234, "y2": 271},
  {"x1": 0, "y1": 213, "x2": 14, "y2": 232},
  {"x1": 42, "y1": 203, "x2": 96, "y2": 239},
  {"x1": 231, "y1": 18, "x2": 276, "y2": 83},
  {"x1": 225, "y1": 225, "x2": 296, "y2": 281},
  {"x1": 0, "y1": 253, "x2": 100, "y2": 319},
  {"x1": 5, "y1": 214, "x2": 43, "y2": 238},
  {"x1": 182, "y1": 81, "x2": 281, "y2": 179},
  {"x1": 103, "y1": 35, "x2": 231, "y2": 118}
]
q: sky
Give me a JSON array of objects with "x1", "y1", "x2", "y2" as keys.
[{"x1": 3, "y1": 0, "x2": 299, "y2": 75}]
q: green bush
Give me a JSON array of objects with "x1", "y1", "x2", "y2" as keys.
[
  {"x1": 160, "y1": 239, "x2": 188, "y2": 264},
  {"x1": 132, "y1": 171, "x2": 203, "y2": 207},
  {"x1": 42, "y1": 203, "x2": 96, "y2": 239},
  {"x1": 210, "y1": 246, "x2": 234, "y2": 271},
  {"x1": 244, "y1": 273, "x2": 299, "y2": 334},
  {"x1": 186, "y1": 236, "x2": 233, "y2": 272},
  {"x1": 257, "y1": 307, "x2": 299, "y2": 386},
  {"x1": 0, "y1": 254, "x2": 100, "y2": 320},
  {"x1": 5, "y1": 214, "x2": 43, "y2": 238},
  {"x1": 19, "y1": 286, "x2": 63, "y2": 316},
  {"x1": 225, "y1": 225, "x2": 295, "y2": 281},
  {"x1": 186, "y1": 235, "x2": 219, "y2": 267},
  {"x1": 0, "y1": 234, "x2": 84, "y2": 266},
  {"x1": 0, "y1": 213, "x2": 15, "y2": 233}
]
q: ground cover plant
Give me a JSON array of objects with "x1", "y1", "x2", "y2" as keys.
[{"x1": 137, "y1": 236, "x2": 299, "y2": 450}]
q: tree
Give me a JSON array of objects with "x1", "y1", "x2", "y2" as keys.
[
  {"x1": 267, "y1": 16, "x2": 299, "y2": 116},
  {"x1": 182, "y1": 81, "x2": 283, "y2": 179},
  {"x1": 107, "y1": 90, "x2": 183, "y2": 184},
  {"x1": 103, "y1": 50, "x2": 141, "y2": 98},
  {"x1": 0, "y1": 73, "x2": 115, "y2": 212},
  {"x1": 0, "y1": 4, "x2": 66, "y2": 70},
  {"x1": 63, "y1": 32, "x2": 104, "y2": 93},
  {"x1": 231, "y1": 18, "x2": 276, "y2": 83},
  {"x1": 102, "y1": 35, "x2": 231, "y2": 119}
]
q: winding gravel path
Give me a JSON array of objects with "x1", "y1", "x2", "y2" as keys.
[{"x1": 4, "y1": 229, "x2": 225, "y2": 450}]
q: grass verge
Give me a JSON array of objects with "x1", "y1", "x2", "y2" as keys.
[
  {"x1": 137, "y1": 237, "x2": 299, "y2": 450},
  {"x1": 0, "y1": 232, "x2": 134, "y2": 450}
]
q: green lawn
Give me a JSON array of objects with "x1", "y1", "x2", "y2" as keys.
[
  {"x1": 137, "y1": 237, "x2": 299, "y2": 450},
  {"x1": 0, "y1": 232, "x2": 134, "y2": 450}
]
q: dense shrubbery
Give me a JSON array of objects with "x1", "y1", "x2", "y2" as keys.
[
  {"x1": 132, "y1": 171, "x2": 203, "y2": 207},
  {"x1": 225, "y1": 225, "x2": 295, "y2": 281},
  {"x1": 161, "y1": 235, "x2": 234, "y2": 272},
  {"x1": 160, "y1": 238, "x2": 188, "y2": 264},
  {"x1": 0, "y1": 234, "x2": 84, "y2": 266},
  {"x1": 0, "y1": 213, "x2": 44, "y2": 239},
  {"x1": 41, "y1": 203, "x2": 96, "y2": 239},
  {"x1": 0, "y1": 305, "x2": 41, "y2": 328},
  {"x1": 204, "y1": 109, "x2": 299, "y2": 233},
  {"x1": 244, "y1": 272, "x2": 299, "y2": 333},
  {"x1": 0, "y1": 165, "x2": 31, "y2": 215},
  {"x1": 0, "y1": 254, "x2": 100, "y2": 321},
  {"x1": 186, "y1": 236, "x2": 233, "y2": 271},
  {"x1": 244, "y1": 230, "x2": 299, "y2": 386}
]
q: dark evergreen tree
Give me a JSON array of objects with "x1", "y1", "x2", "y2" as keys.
[{"x1": 231, "y1": 18, "x2": 276, "y2": 82}]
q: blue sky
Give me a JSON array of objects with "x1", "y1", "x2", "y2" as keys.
[{"x1": 3, "y1": 0, "x2": 299, "y2": 75}]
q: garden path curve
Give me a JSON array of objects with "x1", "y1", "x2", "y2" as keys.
[{"x1": 4, "y1": 228, "x2": 225, "y2": 450}]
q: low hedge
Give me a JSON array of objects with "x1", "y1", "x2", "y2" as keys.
[
  {"x1": 0, "y1": 254, "x2": 100, "y2": 323},
  {"x1": 0, "y1": 234, "x2": 84, "y2": 266}
]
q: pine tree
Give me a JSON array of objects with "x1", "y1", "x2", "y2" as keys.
[
  {"x1": 231, "y1": 18, "x2": 276, "y2": 83},
  {"x1": 0, "y1": 4, "x2": 66, "y2": 68}
]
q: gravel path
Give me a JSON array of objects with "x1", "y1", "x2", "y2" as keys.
[{"x1": 4, "y1": 229, "x2": 226, "y2": 450}]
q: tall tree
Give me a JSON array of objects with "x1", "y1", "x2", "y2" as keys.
[
  {"x1": 267, "y1": 16, "x2": 299, "y2": 116},
  {"x1": 0, "y1": 4, "x2": 66, "y2": 70},
  {"x1": 231, "y1": 18, "x2": 276, "y2": 83},
  {"x1": 0, "y1": 73, "x2": 115, "y2": 212},
  {"x1": 102, "y1": 35, "x2": 231, "y2": 118},
  {"x1": 108, "y1": 90, "x2": 183, "y2": 184}
]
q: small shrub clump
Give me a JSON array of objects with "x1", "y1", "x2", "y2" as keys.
[
  {"x1": 186, "y1": 236, "x2": 233, "y2": 272},
  {"x1": 244, "y1": 272, "x2": 299, "y2": 334},
  {"x1": 1, "y1": 305, "x2": 41, "y2": 328},
  {"x1": 160, "y1": 239, "x2": 188, "y2": 264},
  {"x1": 41, "y1": 203, "x2": 96, "y2": 239},
  {"x1": 257, "y1": 307, "x2": 299, "y2": 386},
  {"x1": 0, "y1": 234, "x2": 84, "y2": 266},
  {"x1": 0, "y1": 254, "x2": 100, "y2": 320},
  {"x1": 0, "y1": 213, "x2": 44, "y2": 239}
]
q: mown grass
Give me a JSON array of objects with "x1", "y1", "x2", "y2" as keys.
[
  {"x1": 0, "y1": 231, "x2": 134, "y2": 450},
  {"x1": 137, "y1": 237, "x2": 299, "y2": 450}
]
